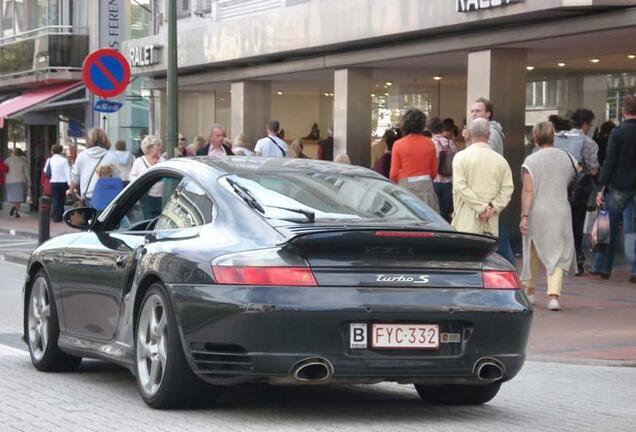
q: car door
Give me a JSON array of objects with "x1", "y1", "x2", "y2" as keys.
[{"x1": 61, "y1": 172, "x2": 183, "y2": 341}]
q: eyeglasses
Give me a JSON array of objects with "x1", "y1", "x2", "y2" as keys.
[{"x1": 178, "y1": 138, "x2": 185, "y2": 141}]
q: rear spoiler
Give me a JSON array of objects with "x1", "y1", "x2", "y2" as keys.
[{"x1": 278, "y1": 227, "x2": 498, "y2": 259}]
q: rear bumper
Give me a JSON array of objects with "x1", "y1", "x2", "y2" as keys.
[{"x1": 167, "y1": 284, "x2": 532, "y2": 385}]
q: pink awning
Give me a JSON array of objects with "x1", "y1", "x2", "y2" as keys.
[{"x1": 0, "y1": 81, "x2": 83, "y2": 128}]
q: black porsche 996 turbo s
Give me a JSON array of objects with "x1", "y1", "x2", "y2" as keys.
[{"x1": 23, "y1": 157, "x2": 532, "y2": 409}]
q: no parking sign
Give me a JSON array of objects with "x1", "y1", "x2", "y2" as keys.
[{"x1": 82, "y1": 48, "x2": 131, "y2": 99}]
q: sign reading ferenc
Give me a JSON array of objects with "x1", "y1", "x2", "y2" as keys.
[
  {"x1": 456, "y1": 0, "x2": 518, "y2": 12},
  {"x1": 130, "y1": 45, "x2": 161, "y2": 67}
]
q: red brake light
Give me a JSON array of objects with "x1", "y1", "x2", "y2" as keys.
[
  {"x1": 212, "y1": 266, "x2": 317, "y2": 286},
  {"x1": 375, "y1": 231, "x2": 436, "y2": 238},
  {"x1": 482, "y1": 271, "x2": 520, "y2": 290}
]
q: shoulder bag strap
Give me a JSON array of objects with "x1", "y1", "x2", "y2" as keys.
[
  {"x1": 268, "y1": 137, "x2": 287, "y2": 156},
  {"x1": 82, "y1": 153, "x2": 107, "y2": 198}
]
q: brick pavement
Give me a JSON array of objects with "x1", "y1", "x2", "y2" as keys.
[{"x1": 0, "y1": 348, "x2": 634, "y2": 432}]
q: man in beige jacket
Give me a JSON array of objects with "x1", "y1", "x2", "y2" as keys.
[{"x1": 451, "y1": 118, "x2": 514, "y2": 237}]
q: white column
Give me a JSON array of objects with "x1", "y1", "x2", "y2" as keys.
[
  {"x1": 466, "y1": 48, "x2": 527, "y2": 244},
  {"x1": 333, "y1": 68, "x2": 372, "y2": 166},
  {"x1": 231, "y1": 81, "x2": 271, "y2": 146}
]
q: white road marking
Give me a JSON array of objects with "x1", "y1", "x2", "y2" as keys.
[{"x1": 0, "y1": 241, "x2": 37, "y2": 248}]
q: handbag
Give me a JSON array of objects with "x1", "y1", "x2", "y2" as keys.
[
  {"x1": 44, "y1": 159, "x2": 52, "y2": 179},
  {"x1": 591, "y1": 208, "x2": 610, "y2": 253}
]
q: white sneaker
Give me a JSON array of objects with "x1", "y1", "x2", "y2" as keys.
[
  {"x1": 527, "y1": 294, "x2": 535, "y2": 304},
  {"x1": 547, "y1": 298, "x2": 561, "y2": 311}
]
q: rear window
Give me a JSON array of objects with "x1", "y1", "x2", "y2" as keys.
[{"x1": 221, "y1": 172, "x2": 449, "y2": 226}]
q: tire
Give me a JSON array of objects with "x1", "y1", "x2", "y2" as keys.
[
  {"x1": 414, "y1": 382, "x2": 502, "y2": 405},
  {"x1": 135, "y1": 283, "x2": 219, "y2": 409},
  {"x1": 26, "y1": 270, "x2": 82, "y2": 372}
]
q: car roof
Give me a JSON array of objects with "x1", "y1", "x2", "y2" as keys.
[{"x1": 160, "y1": 156, "x2": 386, "y2": 179}]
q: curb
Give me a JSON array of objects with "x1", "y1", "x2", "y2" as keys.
[
  {"x1": 0, "y1": 227, "x2": 39, "y2": 239},
  {"x1": 528, "y1": 355, "x2": 636, "y2": 368},
  {"x1": 2, "y1": 252, "x2": 31, "y2": 266}
]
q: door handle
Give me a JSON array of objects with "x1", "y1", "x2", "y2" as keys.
[{"x1": 115, "y1": 255, "x2": 128, "y2": 268}]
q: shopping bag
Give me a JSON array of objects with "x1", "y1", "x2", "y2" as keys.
[{"x1": 591, "y1": 209, "x2": 610, "y2": 253}]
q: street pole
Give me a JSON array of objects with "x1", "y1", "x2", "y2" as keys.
[{"x1": 166, "y1": 0, "x2": 178, "y2": 159}]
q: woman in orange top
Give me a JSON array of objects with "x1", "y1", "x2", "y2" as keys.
[{"x1": 390, "y1": 108, "x2": 440, "y2": 213}]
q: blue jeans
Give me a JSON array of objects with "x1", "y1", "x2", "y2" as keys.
[
  {"x1": 593, "y1": 189, "x2": 636, "y2": 276},
  {"x1": 497, "y1": 220, "x2": 516, "y2": 266},
  {"x1": 433, "y1": 182, "x2": 452, "y2": 222}
]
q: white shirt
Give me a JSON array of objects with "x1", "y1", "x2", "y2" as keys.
[
  {"x1": 129, "y1": 156, "x2": 165, "y2": 196},
  {"x1": 45, "y1": 154, "x2": 71, "y2": 184},
  {"x1": 254, "y1": 135, "x2": 288, "y2": 158},
  {"x1": 71, "y1": 147, "x2": 121, "y2": 198},
  {"x1": 208, "y1": 144, "x2": 229, "y2": 159}
]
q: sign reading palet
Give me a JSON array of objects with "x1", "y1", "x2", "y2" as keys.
[{"x1": 456, "y1": 0, "x2": 520, "y2": 12}]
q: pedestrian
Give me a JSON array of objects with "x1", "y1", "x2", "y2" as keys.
[
  {"x1": 130, "y1": 135, "x2": 165, "y2": 218},
  {"x1": 451, "y1": 118, "x2": 514, "y2": 239},
  {"x1": 373, "y1": 128, "x2": 399, "y2": 179},
  {"x1": 44, "y1": 144, "x2": 71, "y2": 222},
  {"x1": 196, "y1": 124, "x2": 234, "y2": 157},
  {"x1": 430, "y1": 117, "x2": 457, "y2": 221},
  {"x1": 291, "y1": 138, "x2": 309, "y2": 159},
  {"x1": 4, "y1": 148, "x2": 30, "y2": 218},
  {"x1": 66, "y1": 128, "x2": 120, "y2": 208},
  {"x1": 255, "y1": 120, "x2": 288, "y2": 157},
  {"x1": 594, "y1": 96, "x2": 636, "y2": 282},
  {"x1": 593, "y1": 121, "x2": 617, "y2": 167},
  {"x1": 0, "y1": 156, "x2": 7, "y2": 210},
  {"x1": 389, "y1": 108, "x2": 440, "y2": 213},
  {"x1": 466, "y1": 97, "x2": 515, "y2": 265},
  {"x1": 91, "y1": 165, "x2": 124, "y2": 213},
  {"x1": 176, "y1": 133, "x2": 188, "y2": 157},
  {"x1": 317, "y1": 128, "x2": 334, "y2": 161},
  {"x1": 67, "y1": 142, "x2": 78, "y2": 168},
  {"x1": 548, "y1": 114, "x2": 572, "y2": 133},
  {"x1": 231, "y1": 134, "x2": 255, "y2": 156},
  {"x1": 520, "y1": 121, "x2": 577, "y2": 311},
  {"x1": 114, "y1": 139, "x2": 135, "y2": 186},
  {"x1": 553, "y1": 109, "x2": 600, "y2": 275},
  {"x1": 187, "y1": 136, "x2": 206, "y2": 156}
]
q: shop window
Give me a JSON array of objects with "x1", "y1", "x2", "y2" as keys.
[
  {"x1": 526, "y1": 80, "x2": 558, "y2": 109},
  {"x1": 606, "y1": 73, "x2": 636, "y2": 123}
]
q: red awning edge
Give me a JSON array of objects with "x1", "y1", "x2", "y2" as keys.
[{"x1": 0, "y1": 81, "x2": 83, "y2": 129}]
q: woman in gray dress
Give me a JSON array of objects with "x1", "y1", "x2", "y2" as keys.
[
  {"x1": 519, "y1": 121, "x2": 578, "y2": 311},
  {"x1": 4, "y1": 148, "x2": 31, "y2": 218}
]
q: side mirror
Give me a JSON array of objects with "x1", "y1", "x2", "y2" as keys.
[{"x1": 63, "y1": 207, "x2": 98, "y2": 230}]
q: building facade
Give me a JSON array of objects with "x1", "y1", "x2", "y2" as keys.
[{"x1": 118, "y1": 0, "x2": 636, "y2": 242}]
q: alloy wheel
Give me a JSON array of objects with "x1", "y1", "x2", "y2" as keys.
[
  {"x1": 136, "y1": 293, "x2": 168, "y2": 397},
  {"x1": 28, "y1": 277, "x2": 51, "y2": 362}
]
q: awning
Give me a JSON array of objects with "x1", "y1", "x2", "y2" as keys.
[{"x1": 0, "y1": 81, "x2": 84, "y2": 128}]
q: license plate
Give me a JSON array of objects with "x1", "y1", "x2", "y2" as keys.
[{"x1": 371, "y1": 324, "x2": 439, "y2": 349}]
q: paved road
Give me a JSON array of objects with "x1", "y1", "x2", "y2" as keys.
[{"x1": 1, "y1": 260, "x2": 635, "y2": 432}]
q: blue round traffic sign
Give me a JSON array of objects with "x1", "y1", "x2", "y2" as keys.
[{"x1": 82, "y1": 48, "x2": 131, "y2": 98}]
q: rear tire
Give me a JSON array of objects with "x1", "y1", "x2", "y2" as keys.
[
  {"x1": 135, "y1": 283, "x2": 220, "y2": 409},
  {"x1": 27, "y1": 271, "x2": 82, "y2": 372},
  {"x1": 414, "y1": 382, "x2": 502, "y2": 405}
]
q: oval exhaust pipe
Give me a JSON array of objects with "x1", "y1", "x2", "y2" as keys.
[
  {"x1": 475, "y1": 358, "x2": 504, "y2": 381},
  {"x1": 292, "y1": 358, "x2": 333, "y2": 382}
]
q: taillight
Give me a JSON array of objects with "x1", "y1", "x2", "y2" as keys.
[
  {"x1": 482, "y1": 270, "x2": 520, "y2": 290},
  {"x1": 212, "y1": 266, "x2": 316, "y2": 286},
  {"x1": 211, "y1": 248, "x2": 316, "y2": 286},
  {"x1": 375, "y1": 231, "x2": 436, "y2": 238}
]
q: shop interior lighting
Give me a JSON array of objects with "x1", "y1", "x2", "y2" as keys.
[
  {"x1": 557, "y1": 62, "x2": 566, "y2": 67},
  {"x1": 526, "y1": 66, "x2": 535, "y2": 71},
  {"x1": 629, "y1": 54, "x2": 636, "y2": 59},
  {"x1": 590, "y1": 58, "x2": 600, "y2": 63},
  {"x1": 371, "y1": 93, "x2": 376, "y2": 97},
  {"x1": 385, "y1": 82, "x2": 393, "y2": 86},
  {"x1": 433, "y1": 75, "x2": 443, "y2": 80},
  {"x1": 324, "y1": 92, "x2": 330, "y2": 96},
  {"x1": 384, "y1": 92, "x2": 390, "y2": 96},
  {"x1": 276, "y1": 91, "x2": 283, "y2": 95}
]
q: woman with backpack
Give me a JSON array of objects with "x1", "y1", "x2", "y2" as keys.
[{"x1": 430, "y1": 117, "x2": 457, "y2": 221}]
